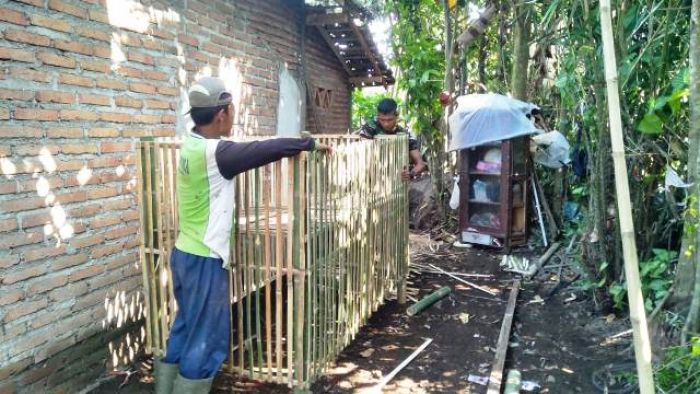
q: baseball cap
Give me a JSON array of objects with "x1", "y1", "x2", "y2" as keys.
[{"x1": 186, "y1": 77, "x2": 232, "y2": 113}]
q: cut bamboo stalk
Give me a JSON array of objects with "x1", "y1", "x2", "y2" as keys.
[
  {"x1": 599, "y1": 1, "x2": 655, "y2": 392},
  {"x1": 406, "y1": 287, "x2": 452, "y2": 316},
  {"x1": 235, "y1": 175, "x2": 245, "y2": 372},
  {"x1": 243, "y1": 171, "x2": 255, "y2": 377},
  {"x1": 274, "y1": 161, "x2": 283, "y2": 383},
  {"x1": 428, "y1": 264, "x2": 499, "y2": 296},
  {"x1": 373, "y1": 338, "x2": 433, "y2": 392},
  {"x1": 143, "y1": 142, "x2": 162, "y2": 350},
  {"x1": 253, "y1": 168, "x2": 264, "y2": 375},
  {"x1": 286, "y1": 157, "x2": 295, "y2": 386},
  {"x1": 487, "y1": 279, "x2": 520, "y2": 394},
  {"x1": 263, "y1": 165, "x2": 273, "y2": 382},
  {"x1": 135, "y1": 142, "x2": 153, "y2": 352}
]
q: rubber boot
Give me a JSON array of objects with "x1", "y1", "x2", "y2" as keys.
[
  {"x1": 154, "y1": 359, "x2": 179, "y2": 394},
  {"x1": 171, "y1": 374, "x2": 214, "y2": 394}
]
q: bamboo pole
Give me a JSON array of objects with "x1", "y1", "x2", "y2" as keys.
[
  {"x1": 253, "y1": 168, "x2": 264, "y2": 375},
  {"x1": 599, "y1": 1, "x2": 655, "y2": 392},
  {"x1": 286, "y1": 157, "x2": 295, "y2": 386},
  {"x1": 135, "y1": 142, "x2": 154, "y2": 352},
  {"x1": 235, "y1": 175, "x2": 245, "y2": 372},
  {"x1": 243, "y1": 171, "x2": 255, "y2": 377},
  {"x1": 274, "y1": 161, "x2": 284, "y2": 383},
  {"x1": 263, "y1": 166, "x2": 273, "y2": 382}
]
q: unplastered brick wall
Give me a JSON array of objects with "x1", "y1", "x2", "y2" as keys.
[{"x1": 0, "y1": 0, "x2": 350, "y2": 392}]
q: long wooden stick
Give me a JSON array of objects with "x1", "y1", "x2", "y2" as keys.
[
  {"x1": 599, "y1": 1, "x2": 655, "y2": 392},
  {"x1": 428, "y1": 264, "x2": 499, "y2": 296},
  {"x1": 373, "y1": 338, "x2": 433, "y2": 392},
  {"x1": 486, "y1": 279, "x2": 520, "y2": 394}
]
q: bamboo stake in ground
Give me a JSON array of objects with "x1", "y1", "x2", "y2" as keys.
[
  {"x1": 428, "y1": 264, "x2": 499, "y2": 296},
  {"x1": 599, "y1": 1, "x2": 655, "y2": 392},
  {"x1": 372, "y1": 338, "x2": 433, "y2": 393},
  {"x1": 486, "y1": 279, "x2": 520, "y2": 394}
]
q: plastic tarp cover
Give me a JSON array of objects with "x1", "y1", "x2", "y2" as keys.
[
  {"x1": 531, "y1": 130, "x2": 571, "y2": 169},
  {"x1": 448, "y1": 93, "x2": 539, "y2": 151}
]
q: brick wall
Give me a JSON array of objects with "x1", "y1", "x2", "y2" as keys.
[{"x1": 0, "y1": 0, "x2": 351, "y2": 392}]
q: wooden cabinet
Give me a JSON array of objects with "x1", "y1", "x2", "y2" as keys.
[{"x1": 458, "y1": 137, "x2": 529, "y2": 249}]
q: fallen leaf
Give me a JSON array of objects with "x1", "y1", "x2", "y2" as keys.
[{"x1": 360, "y1": 348, "x2": 375, "y2": 358}]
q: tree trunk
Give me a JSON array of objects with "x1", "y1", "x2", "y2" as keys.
[
  {"x1": 677, "y1": 0, "x2": 700, "y2": 337},
  {"x1": 510, "y1": 2, "x2": 530, "y2": 99}
]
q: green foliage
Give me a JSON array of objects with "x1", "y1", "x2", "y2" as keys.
[
  {"x1": 351, "y1": 89, "x2": 400, "y2": 130},
  {"x1": 608, "y1": 248, "x2": 676, "y2": 312},
  {"x1": 655, "y1": 342, "x2": 700, "y2": 393}
]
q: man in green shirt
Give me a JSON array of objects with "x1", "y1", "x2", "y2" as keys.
[
  {"x1": 155, "y1": 77, "x2": 330, "y2": 394},
  {"x1": 358, "y1": 98, "x2": 427, "y2": 180}
]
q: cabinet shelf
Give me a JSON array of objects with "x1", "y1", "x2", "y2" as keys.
[{"x1": 469, "y1": 199, "x2": 500, "y2": 206}]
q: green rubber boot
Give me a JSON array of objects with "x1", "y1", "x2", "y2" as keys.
[
  {"x1": 154, "y1": 359, "x2": 179, "y2": 394},
  {"x1": 171, "y1": 374, "x2": 214, "y2": 394}
]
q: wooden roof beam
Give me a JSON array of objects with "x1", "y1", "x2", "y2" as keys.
[{"x1": 306, "y1": 12, "x2": 350, "y2": 26}]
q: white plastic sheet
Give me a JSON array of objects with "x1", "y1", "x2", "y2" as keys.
[
  {"x1": 531, "y1": 130, "x2": 571, "y2": 169},
  {"x1": 448, "y1": 93, "x2": 540, "y2": 151}
]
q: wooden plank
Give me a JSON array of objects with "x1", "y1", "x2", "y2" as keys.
[
  {"x1": 486, "y1": 280, "x2": 521, "y2": 394},
  {"x1": 306, "y1": 12, "x2": 350, "y2": 26}
]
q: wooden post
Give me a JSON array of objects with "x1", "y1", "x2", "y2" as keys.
[
  {"x1": 486, "y1": 280, "x2": 520, "y2": 394},
  {"x1": 599, "y1": 1, "x2": 655, "y2": 392}
]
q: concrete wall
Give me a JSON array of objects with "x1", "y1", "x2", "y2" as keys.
[{"x1": 0, "y1": 0, "x2": 350, "y2": 392}]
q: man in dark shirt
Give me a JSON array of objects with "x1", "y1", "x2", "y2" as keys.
[
  {"x1": 154, "y1": 77, "x2": 331, "y2": 394},
  {"x1": 358, "y1": 98, "x2": 427, "y2": 180}
]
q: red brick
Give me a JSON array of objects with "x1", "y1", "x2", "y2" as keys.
[
  {"x1": 100, "y1": 142, "x2": 132, "y2": 153},
  {"x1": 70, "y1": 234, "x2": 104, "y2": 249},
  {"x1": 7, "y1": 68, "x2": 49, "y2": 82},
  {"x1": 99, "y1": 112, "x2": 132, "y2": 123},
  {"x1": 66, "y1": 203, "x2": 101, "y2": 218},
  {"x1": 0, "y1": 89, "x2": 34, "y2": 101},
  {"x1": 101, "y1": 198, "x2": 132, "y2": 211},
  {"x1": 93, "y1": 46, "x2": 111, "y2": 58},
  {"x1": 37, "y1": 51, "x2": 76, "y2": 68},
  {"x1": 58, "y1": 73, "x2": 94, "y2": 87},
  {"x1": 49, "y1": 253, "x2": 88, "y2": 271},
  {"x1": 88, "y1": 9, "x2": 109, "y2": 24},
  {"x1": 14, "y1": 145, "x2": 59, "y2": 157},
  {"x1": 116, "y1": 66, "x2": 143, "y2": 78},
  {"x1": 0, "y1": 145, "x2": 10, "y2": 156},
  {"x1": 55, "y1": 190, "x2": 88, "y2": 204},
  {"x1": 54, "y1": 159, "x2": 84, "y2": 172},
  {"x1": 87, "y1": 186, "x2": 119, "y2": 199},
  {"x1": 75, "y1": 26, "x2": 110, "y2": 42},
  {"x1": 13, "y1": 333, "x2": 53, "y2": 367},
  {"x1": 28, "y1": 275, "x2": 68, "y2": 294},
  {"x1": 4, "y1": 29, "x2": 52, "y2": 47},
  {"x1": 0, "y1": 126, "x2": 43, "y2": 138},
  {"x1": 54, "y1": 40, "x2": 93, "y2": 55},
  {"x1": 91, "y1": 214, "x2": 122, "y2": 229},
  {"x1": 90, "y1": 243, "x2": 125, "y2": 259},
  {"x1": 0, "y1": 254, "x2": 20, "y2": 269},
  {"x1": 19, "y1": 211, "x2": 51, "y2": 228},
  {"x1": 2, "y1": 265, "x2": 48, "y2": 286},
  {"x1": 122, "y1": 128, "x2": 150, "y2": 137},
  {"x1": 48, "y1": 0, "x2": 88, "y2": 19},
  {"x1": 115, "y1": 96, "x2": 142, "y2": 108},
  {"x1": 96, "y1": 78, "x2": 127, "y2": 90},
  {"x1": 0, "y1": 358, "x2": 32, "y2": 381},
  {"x1": 47, "y1": 127, "x2": 82, "y2": 138},
  {"x1": 129, "y1": 82, "x2": 156, "y2": 94},
  {"x1": 87, "y1": 127, "x2": 119, "y2": 137},
  {"x1": 60, "y1": 109, "x2": 98, "y2": 121},
  {"x1": 161, "y1": 114, "x2": 177, "y2": 124},
  {"x1": 142, "y1": 38, "x2": 165, "y2": 51},
  {"x1": 88, "y1": 156, "x2": 124, "y2": 168},
  {"x1": 0, "y1": 218, "x2": 18, "y2": 233},
  {"x1": 0, "y1": 108, "x2": 8, "y2": 120},
  {"x1": 120, "y1": 210, "x2": 139, "y2": 221},
  {"x1": 0, "y1": 289, "x2": 23, "y2": 306},
  {"x1": 14, "y1": 108, "x2": 59, "y2": 121},
  {"x1": 177, "y1": 34, "x2": 199, "y2": 47},
  {"x1": 157, "y1": 86, "x2": 179, "y2": 96},
  {"x1": 34, "y1": 335, "x2": 77, "y2": 363},
  {"x1": 69, "y1": 264, "x2": 104, "y2": 282},
  {"x1": 80, "y1": 60, "x2": 110, "y2": 73},
  {"x1": 144, "y1": 99, "x2": 171, "y2": 109},
  {"x1": 29, "y1": 14, "x2": 72, "y2": 33},
  {"x1": 24, "y1": 245, "x2": 66, "y2": 262},
  {"x1": 127, "y1": 51, "x2": 154, "y2": 65},
  {"x1": 0, "y1": 229, "x2": 43, "y2": 247},
  {"x1": 142, "y1": 70, "x2": 169, "y2": 81},
  {"x1": 79, "y1": 93, "x2": 111, "y2": 106},
  {"x1": 0, "y1": 7, "x2": 28, "y2": 25},
  {"x1": 61, "y1": 143, "x2": 98, "y2": 154},
  {"x1": 136, "y1": 114, "x2": 162, "y2": 124},
  {"x1": 36, "y1": 90, "x2": 74, "y2": 104},
  {"x1": 120, "y1": 34, "x2": 143, "y2": 48},
  {"x1": 0, "y1": 47, "x2": 36, "y2": 63},
  {"x1": 48, "y1": 281, "x2": 88, "y2": 302},
  {"x1": 151, "y1": 28, "x2": 175, "y2": 40}
]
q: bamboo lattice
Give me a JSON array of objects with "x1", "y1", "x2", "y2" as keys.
[{"x1": 136, "y1": 135, "x2": 409, "y2": 389}]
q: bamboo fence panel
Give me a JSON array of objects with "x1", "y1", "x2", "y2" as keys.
[{"x1": 136, "y1": 135, "x2": 409, "y2": 389}]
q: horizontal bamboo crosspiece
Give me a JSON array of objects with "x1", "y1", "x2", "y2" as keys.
[{"x1": 136, "y1": 135, "x2": 409, "y2": 389}]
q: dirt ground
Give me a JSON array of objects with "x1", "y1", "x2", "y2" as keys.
[{"x1": 90, "y1": 233, "x2": 635, "y2": 393}]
